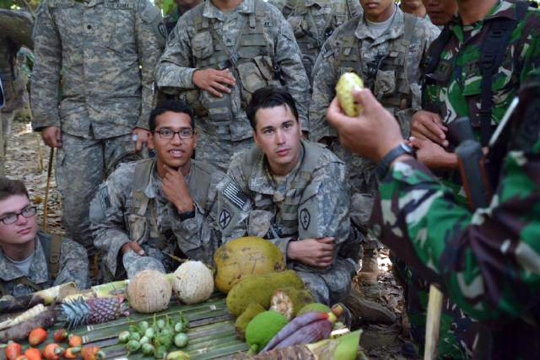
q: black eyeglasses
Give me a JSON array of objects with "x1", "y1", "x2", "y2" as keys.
[
  {"x1": 155, "y1": 128, "x2": 194, "y2": 139},
  {"x1": 0, "y1": 206, "x2": 37, "y2": 225}
]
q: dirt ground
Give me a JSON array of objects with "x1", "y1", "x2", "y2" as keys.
[{"x1": 5, "y1": 116, "x2": 410, "y2": 359}]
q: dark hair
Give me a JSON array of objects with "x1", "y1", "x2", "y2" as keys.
[
  {"x1": 246, "y1": 87, "x2": 299, "y2": 130},
  {"x1": 149, "y1": 100, "x2": 195, "y2": 132},
  {"x1": 0, "y1": 178, "x2": 29, "y2": 201}
]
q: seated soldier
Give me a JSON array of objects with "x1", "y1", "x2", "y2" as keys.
[
  {"x1": 90, "y1": 100, "x2": 223, "y2": 281},
  {"x1": 216, "y1": 87, "x2": 358, "y2": 305},
  {"x1": 0, "y1": 178, "x2": 89, "y2": 297}
]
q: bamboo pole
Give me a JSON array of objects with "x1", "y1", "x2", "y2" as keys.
[{"x1": 42, "y1": 147, "x2": 54, "y2": 231}]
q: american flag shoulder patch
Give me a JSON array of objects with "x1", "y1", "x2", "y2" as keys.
[{"x1": 223, "y1": 182, "x2": 249, "y2": 210}]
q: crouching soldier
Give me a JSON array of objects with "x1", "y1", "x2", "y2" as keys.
[
  {"x1": 0, "y1": 178, "x2": 89, "y2": 297},
  {"x1": 216, "y1": 87, "x2": 356, "y2": 305},
  {"x1": 90, "y1": 100, "x2": 223, "y2": 281}
]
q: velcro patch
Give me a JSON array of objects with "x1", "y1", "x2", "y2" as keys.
[
  {"x1": 98, "y1": 186, "x2": 112, "y2": 212},
  {"x1": 223, "y1": 182, "x2": 249, "y2": 210}
]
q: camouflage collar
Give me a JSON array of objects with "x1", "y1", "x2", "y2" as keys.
[
  {"x1": 248, "y1": 141, "x2": 306, "y2": 195},
  {"x1": 203, "y1": 0, "x2": 255, "y2": 21},
  {"x1": 355, "y1": 4, "x2": 403, "y2": 44},
  {"x1": 0, "y1": 235, "x2": 49, "y2": 284}
]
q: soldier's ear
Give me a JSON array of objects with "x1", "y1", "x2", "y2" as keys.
[
  {"x1": 148, "y1": 132, "x2": 155, "y2": 148},
  {"x1": 253, "y1": 130, "x2": 261, "y2": 149}
]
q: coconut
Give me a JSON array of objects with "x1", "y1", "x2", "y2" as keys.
[
  {"x1": 172, "y1": 261, "x2": 214, "y2": 304},
  {"x1": 127, "y1": 269, "x2": 172, "y2": 313}
]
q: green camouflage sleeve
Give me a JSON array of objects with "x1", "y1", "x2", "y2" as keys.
[
  {"x1": 135, "y1": 0, "x2": 167, "y2": 129},
  {"x1": 53, "y1": 237, "x2": 90, "y2": 290},
  {"x1": 89, "y1": 167, "x2": 133, "y2": 276},
  {"x1": 371, "y1": 138, "x2": 540, "y2": 322},
  {"x1": 30, "y1": 0, "x2": 62, "y2": 130}
]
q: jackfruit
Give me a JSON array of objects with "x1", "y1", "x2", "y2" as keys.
[
  {"x1": 234, "y1": 302, "x2": 266, "y2": 341},
  {"x1": 335, "y1": 72, "x2": 364, "y2": 117},
  {"x1": 226, "y1": 270, "x2": 304, "y2": 317},
  {"x1": 214, "y1": 236, "x2": 286, "y2": 294},
  {"x1": 245, "y1": 311, "x2": 288, "y2": 354},
  {"x1": 269, "y1": 287, "x2": 314, "y2": 321}
]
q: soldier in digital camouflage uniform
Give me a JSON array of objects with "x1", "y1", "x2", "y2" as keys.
[
  {"x1": 267, "y1": 0, "x2": 362, "y2": 83},
  {"x1": 326, "y1": 65, "x2": 540, "y2": 360},
  {"x1": 90, "y1": 101, "x2": 223, "y2": 280},
  {"x1": 400, "y1": 0, "x2": 540, "y2": 357},
  {"x1": 0, "y1": 178, "x2": 89, "y2": 298},
  {"x1": 0, "y1": 29, "x2": 31, "y2": 177},
  {"x1": 155, "y1": 0, "x2": 310, "y2": 173},
  {"x1": 216, "y1": 87, "x2": 356, "y2": 305},
  {"x1": 309, "y1": 0, "x2": 439, "y2": 285},
  {"x1": 31, "y1": 0, "x2": 167, "y2": 261}
]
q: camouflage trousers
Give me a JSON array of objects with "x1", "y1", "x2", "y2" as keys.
[
  {"x1": 195, "y1": 125, "x2": 254, "y2": 173},
  {"x1": 393, "y1": 258, "x2": 479, "y2": 359},
  {"x1": 56, "y1": 133, "x2": 139, "y2": 256},
  {"x1": 293, "y1": 257, "x2": 357, "y2": 305},
  {"x1": 0, "y1": 111, "x2": 14, "y2": 177}
]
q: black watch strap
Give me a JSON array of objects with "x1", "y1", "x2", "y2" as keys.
[
  {"x1": 377, "y1": 143, "x2": 416, "y2": 179},
  {"x1": 179, "y1": 209, "x2": 196, "y2": 221}
]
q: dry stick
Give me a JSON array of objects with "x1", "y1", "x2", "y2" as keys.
[
  {"x1": 43, "y1": 147, "x2": 54, "y2": 231},
  {"x1": 424, "y1": 285, "x2": 444, "y2": 360}
]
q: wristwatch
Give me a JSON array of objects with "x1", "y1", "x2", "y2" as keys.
[
  {"x1": 179, "y1": 207, "x2": 196, "y2": 221},
  {"x1": 376, "y1": 143, "x2": 416, "y2": 179}
]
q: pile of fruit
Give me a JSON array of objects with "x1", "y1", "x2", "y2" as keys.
[
  {"x1": 116, "y1": 313, "x2": 189, "y2": 359},
  {"x1": 213, "y1": 237, "x2": 363, "y2": 359},
  {"x1": 3, "y1": 327, "x2": 103, "y2": 360}
]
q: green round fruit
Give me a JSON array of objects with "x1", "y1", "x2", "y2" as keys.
[{"x1": 245, "y1": 311, "x2": 288, "y2": 353}]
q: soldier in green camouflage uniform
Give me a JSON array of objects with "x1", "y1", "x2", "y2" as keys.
[
  {"x1": 155, "y1": 0, "x2": 310, "y2": 173},
  {"x1": 216, "y1": 88, "x2": 357, "y2": 304},
  {"x1": 326, "y1": 67, "x2": 540, "y2": 359},
  {"x1": 267, "y1": 0, "x2": 362, "y2": 83},
  {"x1": 31, "y1": 0, "x2": 166, "y2": 257},
  {"x1": 401, "y1": 1, "x2": 540, "y2": 357},
  {"x1": 90, "y1": 101, "x2": 223, "y2": 280},
  {"x1": 0, "y1": 178, "x2": 89, "y2": 297},
  {"x1": 309, "y1": 0, "x2": 439, "y2": 285}
]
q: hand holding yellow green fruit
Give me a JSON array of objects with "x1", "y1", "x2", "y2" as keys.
[{"x1": 335, "y1": 72, "x2": 364, "y2": 117}]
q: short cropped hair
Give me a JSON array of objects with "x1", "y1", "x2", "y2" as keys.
[
  {"x1": 0, "y1": 178, "x2": 29, "y2": 201},
  {"x1": 246, "y1": 87, "x2": 299, "y2": 130},
  {"x1": 149, "y1": 100, "x2": 195, "y2": 132}
]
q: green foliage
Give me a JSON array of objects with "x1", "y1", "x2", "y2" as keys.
[{"x1": 161, "y1": 0, "x2": 175, "y2": 16}]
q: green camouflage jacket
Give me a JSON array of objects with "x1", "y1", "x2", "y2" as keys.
[
  {"x1": 372, "y1": 76, "x2": 540, "y2": 358},
  {"x1": 423, "y1": 1, "x2": 540, "y2": 136}
]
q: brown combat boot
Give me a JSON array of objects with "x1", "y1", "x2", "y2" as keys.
[
  {"x1": 358, "y1": 248, "x2": 379, "y2": 285},
  {"x1": 342, "y1": 288, "x2": 397, "y2": 328}
]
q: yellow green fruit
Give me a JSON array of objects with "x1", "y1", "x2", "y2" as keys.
[
  {"x1": 296, "y1": 302, "x2": 332, "y2": 317},
  {"x1": 234, "y1": 303, "x2": 266, "y2": 341},
  {"x1": 245, "y1": 311, "x2": 288, "y2": 354},
  {"x1": 226, "y1": 270, "x2": 304, "y2": 317},
  {"x1": 214, "y1": 236, "x2": 286, "y2": 294},
  {"x1": 335, "y1": 72, "x2": 364, "y2": 116}
]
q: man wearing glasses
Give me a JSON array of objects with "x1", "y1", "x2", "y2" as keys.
[
  {"x1": 90, "y1": 101, "x2": 223, "y2": 281},
  {"x1": 0, "y1": 178, "x2": 89, "y2": 297}
]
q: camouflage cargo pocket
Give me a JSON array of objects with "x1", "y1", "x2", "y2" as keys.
[
  {"x1": 374, "y1": 70, "x2": 396, "y2": 97},
  {"x1": 127, "y1": 214, "x2": 148, "y2": 244}
]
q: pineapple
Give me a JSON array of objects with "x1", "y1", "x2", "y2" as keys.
[
  {"x1": 335, "y1": 72, "x2": 364, "y2": 117},
  {"x1": 56, "y1": 296, "x2": 129, "y2": 329}
]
